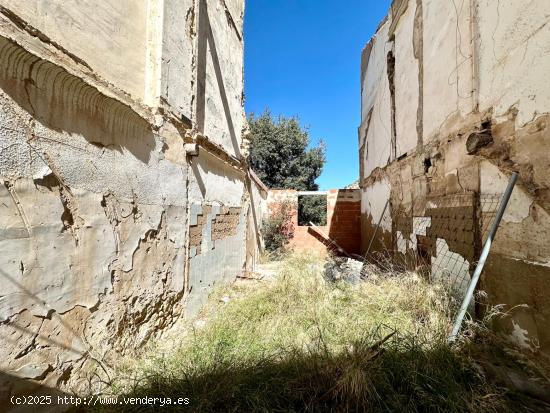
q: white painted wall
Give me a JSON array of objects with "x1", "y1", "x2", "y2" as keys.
[
  {"x1": 201, "y1": 0, "x2": 245, "y2": 158},
  {"x1": 422, "y1": 0, "x2": 473, "y2": 141},
  {"x1": 477, "y1": 0, "x2": 550, "y2": 127},
  {"x1": 394, "y1": 0, "x2": 419, "y2": 156},
  {"x1": 361, "y1": 179, "x2": 392, "y2": 233}
]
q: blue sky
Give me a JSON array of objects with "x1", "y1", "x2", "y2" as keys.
[{"x1": 244, "y1": 0, "x2": 392, "y2": 190}]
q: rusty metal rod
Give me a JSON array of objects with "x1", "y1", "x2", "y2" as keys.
[{"x1": 449, "y1": 172, "x2": 519, "y2": 342}]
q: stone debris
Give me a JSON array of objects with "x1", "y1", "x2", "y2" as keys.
[{"x1": 324, "y1": 257, "x2": 364, "y2": 284}]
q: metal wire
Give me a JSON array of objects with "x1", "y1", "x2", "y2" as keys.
[{"x1": 364, "y1": 191, "x2": 505, "y2": 317}]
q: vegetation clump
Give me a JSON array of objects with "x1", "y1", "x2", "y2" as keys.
[
  {"x1": 298, "y1": 194, "x2": 327, "y2": 226},
  {"x1": 93, "y1": 254, "x2": 540, "y2": 413},
  {"x1": 262, "y1": 200, "x2": 295, "y2": 254}
]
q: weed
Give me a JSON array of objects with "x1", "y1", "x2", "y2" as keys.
[{"x1": 88, "y1": 253, "x2": 540, "y2": 412}]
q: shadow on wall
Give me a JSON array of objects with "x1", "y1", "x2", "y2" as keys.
[
  {"x1": 1, "y1": 370, "x2": 72, "y2": 413},
  {"x1": 0, "y1": 268, "x2": 98, "y2": 406},
  {"x1": 246, "y1": 176, "x2": 264, "y2": 255},
  {"x1": 306, "y1": 225, "x2": 336, "y2": 251},
  {"x1": 361, "y1": 211, "x2": 393, "y2": 256},
  {"x1": 189, "y1": 150, "x2": 243, "y2": 200},
  {"x1": 195, "y1": 0, "x2": 241, "y2": 158},
  {"x1": 0, "y1": 36, "x2": 155, "y2": 164},
  {"x1": 190, "y1": 159, "x2": 207, "y2": 198},
  {"x1": 0, "y1": 268, "x2": 90, "y2": 357}
]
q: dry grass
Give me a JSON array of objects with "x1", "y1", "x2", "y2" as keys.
[{"x1": 88, "y1": 253, "x2": 539, "y2": 412}]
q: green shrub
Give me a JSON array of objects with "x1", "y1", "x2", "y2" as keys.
[{"x1": 262, "y1": 200, "x2": 295, "y2": 254}]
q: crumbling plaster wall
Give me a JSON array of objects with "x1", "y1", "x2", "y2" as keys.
[
  {"x1": 359, "y1": 0, "x2": 550, "y2": 357},
  {"x1": 359, "y1": 20, "x2": 392, "y2": 178},
  {"x1": 0, "y1": 0, "x2": 261, "y2": 402},
  {"x1": 0, "y1": 35, "x2": 189, "y2": 397},
  {"x1": 186, "y1": 150, "x2": 248, "y2": 316}
]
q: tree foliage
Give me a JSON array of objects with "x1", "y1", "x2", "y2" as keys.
[
  {"x1": 248, "y1": 111, "x2": 325, "y2": 191},
  {"x1": 298, "y1": 195, "x2": 327, "y2": 226}
]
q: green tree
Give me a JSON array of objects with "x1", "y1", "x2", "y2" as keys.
[
  {"x1": 298, "y1": 195, "x2": 327, "y2": 226},
  {"x1": 248, "y1": 110, "x2": 325, "y2": 191}
]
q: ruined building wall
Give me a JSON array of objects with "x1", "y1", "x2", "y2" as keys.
[
  {"x1": 359, "y1": 0, "x2": 550, "y2": 356},
  {"x1": 0, "y1": 0, "x2": 266, "y2": 400},
  {"x1": 267, "y1": 189, "x2": 362, "y2": 256}
]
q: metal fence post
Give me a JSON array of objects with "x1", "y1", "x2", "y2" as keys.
[{"x1": 449, "y1": 172, "x2": 519, "y2": 342}]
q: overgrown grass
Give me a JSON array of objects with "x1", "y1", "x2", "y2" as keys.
[{"x1": 92, "y1": 253, "x2": 521, "y2": 412}]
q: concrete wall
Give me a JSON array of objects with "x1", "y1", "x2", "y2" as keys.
[
  {"x1": 0, "y1": 0, "x2": 265, "y2": 404},
  {"x1": 267, "y1": 189, "x2": 362, "y2": 256},
  {"x1": 0, "y1": 0, "x2": 149, "y2": 102},
  {"x1": 359, "y1": 0, "x2": 550, "y2": 357}
]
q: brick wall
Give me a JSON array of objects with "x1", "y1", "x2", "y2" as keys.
[
  {"x1": 328, "y1": 192, "x2": 362, "y2": 255},
  {"x1": 267, "y1": 189, "x2": 361, "y2": 256}
]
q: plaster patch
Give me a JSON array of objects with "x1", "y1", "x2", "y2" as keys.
[
  {"x1": 431, "y1": 238, "x2": 471, "y2": 295},
  {"x1": 510, "y1": 320, "x2": 532, "y2": 349},
  {"x1": 480, "y1": 161, "x2": 531, "y2": 223},
  {"x1": 396, "y1": 230, "x2": 407, "y2": 254},
  {"x1": 362, "y1": 179, "x2": 391, "y2": 233}
]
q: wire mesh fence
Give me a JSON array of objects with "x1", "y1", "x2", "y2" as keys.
[{"x1": 364, "y1": 191, "x2": 506, "y2": 315}]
